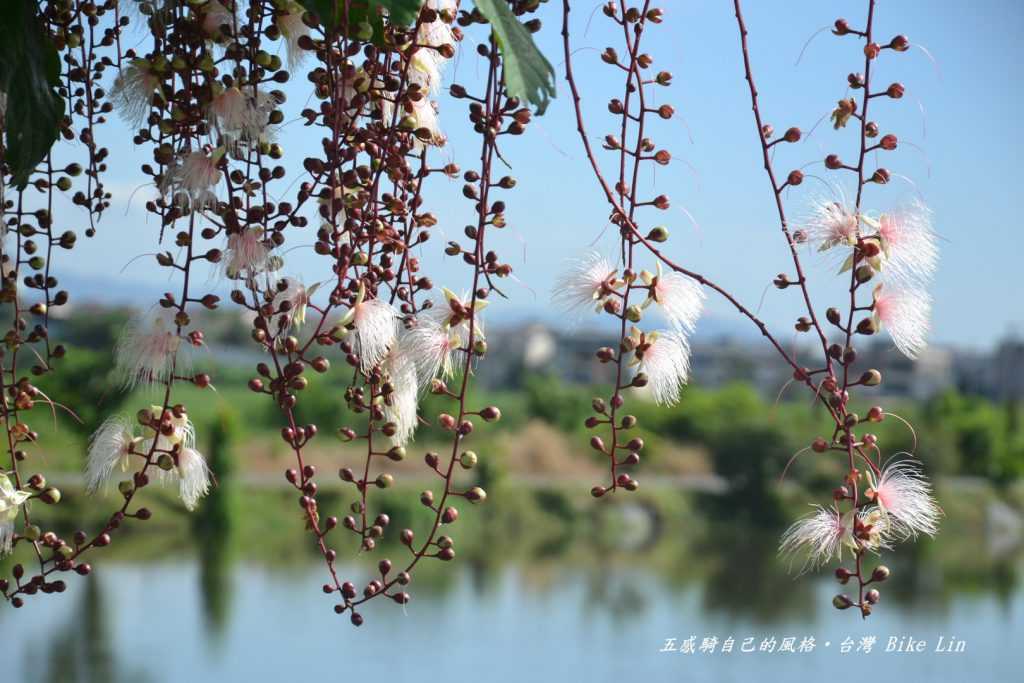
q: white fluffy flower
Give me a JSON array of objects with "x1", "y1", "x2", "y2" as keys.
[
  {"x1": 276, "y1": 2, "x2": 309, "y2": 68},
  {"x1": 272, "y1": 277, "x2": 313, "y2": 329},
  {"x1": 779, "y1": 506, "x2": 849, "y2": 571},
  {"x1": 224, "y1": 227, "x2": 271, "y2": 279},
  {"x1": 200, "y1": 0, "x2": 234, "y2": 37},
  {"x1": 147, "y1": 405, "x2": 196, "y2": 454},
  {"x1": 633, "y1": 329, "x2": 690, "y2": 406},
  {"x1": 409, "y1": 0, "x2": 457, "y2": 93},
  {"x1": 872, "y1": 284, "x2": 931, "y2": 360},
  {"x1": 338, "y1": 283, "x2": 398, "y2": 372},
  {"x1": 110, "y1": 59, "x2": 162, "y2": 129},
  {"x1": 409, "y1": 96, "x2": 445, "y2": 147},
  {"x1": 174, "y1": 447, "x2": 212, "y2": 511},
  {"x1": 806, "y1": 199, "x2": 859, "y2": 251},
  {"x1": 86, "y1": 415, "x2": 140, "y2": 493},
  {"x1": 552, "y1": 251, "x2": 618, "y2": 316},
  {"x1": 643, "y1": 262, "x2": 704, "y2": 334},
  {"x1": 872, "y1": 201, "x2": 938, "y2": 286},
  {"x1": 114, "y1": 308, "x2": 184, "y2": 390},
  {"x1": 869, "y1": 460, "x2": 941, "y2": 540},
  {"x1": 399, "y1": 308, "x2": 464, "y2": 387},
  {"x1": 210, "y1": 86, "x2": 278, "y2": 143},
  {"x1": 382, "y1": 348, "x2": 419, "y2": 446},
  {"x1": 779, "y1": 506, "x2": 888, "y2": 572},
  {"x1": 161, "y1": 149, "x2": 223, "y2": 210},
  {"x1": 0, "y1": 473, "x2": 30, "y2": 557},
  {"x1": 143, "y1": 406, "x2": 209, "y2": 509}
]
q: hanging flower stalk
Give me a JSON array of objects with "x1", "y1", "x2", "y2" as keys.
[
  {"x1": 2, "y1": 0, "x2": 222, "y2": 608},
  {"x1": 560, "y1": 0, "x2": 940, "y2": 618}
]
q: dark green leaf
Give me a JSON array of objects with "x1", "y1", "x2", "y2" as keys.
[
  {"x1": 0, "y1": 1, "x2": 65, "y2": 189},
  {"x1": 296, "y1": 0, "x2": 422, "y2": 34},
  {"x1": 474, "y1": 0, "x2": 556, "y2": 114}
]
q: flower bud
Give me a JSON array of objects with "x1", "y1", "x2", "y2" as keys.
[
  {"x1": 441, "y1": 506, "x2": 459, "y2": 524},
  {"x1": 889, "y1": 35, "x2": 910, "y2": 52},
  {"x1": 647, "y1": 226, "x2": 669, "y2": 242},
  {"x1": 832, "y1": 594, "x2": 854, "y2": 610},
  {"x1": 856, "y1": 318, "x2": 877, "y2": 335},
  {"x1": 871, "y1": 565, "x2": 890, "y2": 582},
  {"x1": 861, "y1": 369, "x2": 882, "y2": 386}
]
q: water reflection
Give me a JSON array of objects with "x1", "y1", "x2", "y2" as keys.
[{"x1": 1, "y1": 495, "x2": 1021, "y2": 683}]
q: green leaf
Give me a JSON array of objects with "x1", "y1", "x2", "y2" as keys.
[
  {"x1": 377, "y1": 0, "x2": 424, "y2": 26},
  {"x1": 296, "y1": 0, "x2": 422, "y2": 34},
  {"x1": 474, "y1": 0, "x2": 556, "y2": 114},
  {"x1": 0, "y1": 1, "x2": 65, "y2": 189}
]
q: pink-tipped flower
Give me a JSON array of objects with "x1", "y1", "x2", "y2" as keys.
[
  {"x1": 110, "y1": 59, "x2": 162, "y2": 130},
  {"x1": 200, "y1": 0, "x2": 234, "y2": 37},
  {"x1": 870, "y1": 201, "x2": 938, "y2": 286},
  {"x1": 224, "y1": 227, "x2": 271, "y2": 279},
  {"x1": 0, "y1": 473, "x2": 30, "y2": 557},
  {"x1": 552, "y1": 251, "x2": 620, "y2": 316},
  {"x1": 806, "y1": 199, "x2": 859, "y2": 251},
  {"x1": 115, "y1": 308, "x2": 185, "y2": 391},
  {"x1": 642, "y1": 262, "x2": 705, "y2": 334},
  {"x1": 210, "y1": 86, "x2": 278, "y2": 143},
  {"x1": 337, "y1": 282, "x2": 398, "y2": 372},
  {"x1": 162, "y1": 148, "x2": 223, "y2": 210},
  {"x1": 779, "y1": 506, "x2": 888, "y2": 572},
  {"x1": 276, "y1": 2, "x2": 309, "y2": 68},
  {"x1": 872, "y1": 283, "x2": 931, "y2": 360},
  {"x1": 630, "y1": 328, "x2": 690, "y2": 406},
  {"x1": 382, "y1": 348, "x2": 419, "y2": 446},
  {"x1": 869, "y1": 460, "x2": 941, "y2": 540},
  {"x1": 85, "y1": 415, "x2": 141, "y2": 493}
]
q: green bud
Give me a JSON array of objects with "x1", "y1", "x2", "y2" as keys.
[{"x1": 647, "y1": 226, "x2": 669, "y2": 242}]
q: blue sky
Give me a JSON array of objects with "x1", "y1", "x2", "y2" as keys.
[{"x1": 63, "y1": 0, "x2": 1022, "y2": 350}]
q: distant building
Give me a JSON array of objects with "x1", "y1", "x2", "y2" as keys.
[{"x1": 479, "y1": 321, "x2": 969, "y2": 402}]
